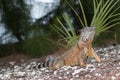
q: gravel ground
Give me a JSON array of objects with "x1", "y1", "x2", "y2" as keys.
[{"x1": 0, "y1": 45, "x2": 120, "y2": 80}]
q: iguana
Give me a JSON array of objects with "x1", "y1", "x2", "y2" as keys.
[{"x1": 26, "y1": 26, "x2": 101, "y2": 69}]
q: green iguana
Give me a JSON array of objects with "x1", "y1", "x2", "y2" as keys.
[{"x1": 26, "y1": 26, "x2": 101, "y2": 69}]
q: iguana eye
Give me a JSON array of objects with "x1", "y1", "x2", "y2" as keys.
[{"x1": 82, "y1": 36, "x2": 87, "y2": 42}]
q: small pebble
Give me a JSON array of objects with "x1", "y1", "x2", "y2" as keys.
[
  {"x1": 111, "y1": 76, "x2": 116, "y2": 80},
  {"x1": 72, "y1": 69, "x2": 81, "y2": 75},
  {"x1": 95, "y1": 73, "x2": 101, "y2": 76},
  {"x1": 9, "y1": 61, "x2": 15, "y2": 65}
]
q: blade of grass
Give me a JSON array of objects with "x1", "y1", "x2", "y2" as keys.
[
  {"x1": 57, "y1": 18, "x2": 72, "y2": 37},
  {"x1": 95, "y1": 0, "x2": 112, "y2": 20},
  {"x1": 78, "y1": 0, "x2": 88, "y2": 26},
  {"x1": 93, "y1": 0, "x2": 112, "y2": 27},
  {"x1": 93, "y1": 0, "x2": 97, "y2": 13},
  {"x1": 97, "y1": 7, "x2": 120, "y2": 28},
  {"x1": 96, "y1": 0, "x2": 119, "y2": 26},
  {"x1": 50, "y1": 24, "x2": 67, "y2": 38},
  {"x1": 91, "y1": 0, "x2": 103, "y2": 25},
  {"x1": 101, "y1": 18, "x2": 120, "y2": 29},
  {"x1": 65, "y1": 0, "x2": 85, "y2": 27},
  {"x1": 101, "y1": 22, "x2": 120, "y2": 33},
  {"x1": 63, "y1": 12, "x2": 76, "y2": 37}
]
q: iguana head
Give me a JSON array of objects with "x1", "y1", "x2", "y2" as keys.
[{"x1": 79, "y1": 26, "x2": 95, "y2": 44}]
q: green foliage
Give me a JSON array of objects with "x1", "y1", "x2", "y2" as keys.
[
  {"x1": 23, "y1": 33, "x2": 57, "y2": 58},
  {"x1": 67, "y1": 0, "x2": 120, "y2": 36},
  {"x1": 91, "y1": 0, "x2": 120, "y2": 36},
  {"x1": 50, "y1": 12, "x2": 78, "y2": 48},
  {"x1": 65, "y1": 0, "x2": 87, "y2": 27},
  {"x1": 50, "y1": 0, "x2": 120, "y2": 48}
]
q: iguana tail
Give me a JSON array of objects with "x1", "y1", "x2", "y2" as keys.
[{"x1": 26, "y1": 56, "x2": 64, "y2": 70}]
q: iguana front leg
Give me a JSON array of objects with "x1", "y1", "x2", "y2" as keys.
[
  {"x1": 87, "y1": 46, "x2": 101, "y2": 62},
  {"x1": 87, "y1": 42, "x2": 101, "y2": 62},
  {"x1": 91, "y1": 48, "x2": 101, "y2": 62}
]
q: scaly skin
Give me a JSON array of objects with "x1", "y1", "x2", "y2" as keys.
[
  {"x1": 26, "y1": 26, "x2": 101, "y2": 70},
  {"x1": 51, "y1": 26, "x2": 101, "y2": 69}
]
